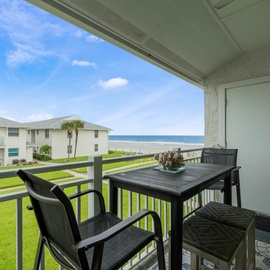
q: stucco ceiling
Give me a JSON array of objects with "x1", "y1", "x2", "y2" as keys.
[{"x1": 26, "y1": 0, "x2": 270, "y2": 87}]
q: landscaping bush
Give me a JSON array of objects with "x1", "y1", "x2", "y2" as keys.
[{"x1": 33, "y1": 153, "x2": 52, "y2": 161}]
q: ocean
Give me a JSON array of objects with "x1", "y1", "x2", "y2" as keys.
[
  {"x1": 108, "y1": 135, "x2": 204, "y2": 153},
  {"x1": 109, "y1": 135, "x2": 204, "y2": 144}
]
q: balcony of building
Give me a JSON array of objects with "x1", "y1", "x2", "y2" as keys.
[{"x1": 0, "y1": 148, "x2": 269, "y2": 270}]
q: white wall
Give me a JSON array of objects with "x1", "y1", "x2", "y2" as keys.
[
  {"x1": 204, "y1": 45, "x2": 270, "y2": 213},
  {"x1": 6, "y1": 128, "x2": 28, "y2": 165},
  {"x1": 204, "y1": 45, "x2": 270, "y2": 146},
  {"x1": 51, "y1": 129, "x2": 109, "y2": 159}
]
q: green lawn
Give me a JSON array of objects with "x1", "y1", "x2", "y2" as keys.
[{"x1": 0, "y1": 151, "x2": 156, "y2": 190}]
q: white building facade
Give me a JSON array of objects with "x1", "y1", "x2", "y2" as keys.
[
  {"x1": 26, "y1": 115, "x2": 112, "y2": 159},
  {"x1": 0, "y1": 117, "x2": 33, "y2": 166}
]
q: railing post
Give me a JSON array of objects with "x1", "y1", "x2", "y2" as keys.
[
  {"x1": 88, "y1": 156, "x2": 103, "y2": 216},
  {"x1": 16, "y1": 198, "x2": 23, "y2": 270}
]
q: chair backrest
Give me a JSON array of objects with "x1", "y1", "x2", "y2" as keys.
[
  {"x1": 16, "y1": 170, "x2": 85, "y2": 269},
  {"x1": 201, "y1": 148, "x2": 238, "y2": 166}
]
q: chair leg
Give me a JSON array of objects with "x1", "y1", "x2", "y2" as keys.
[
  {"x1": 34, "y1": 235, "x2": 44, "y2": 270},
  {"x1": 198, "y1": 192, "x2": 203, "y2": 207},
  {"x1": 190, "y1": 253, "x2": 200, "y2": 270},
  {"x1": 218, "y1": 260, "x2": 230, "y2": 270},
  {"x1": 247, "y1": 220, "x2": 256, "y2": 270},
  {"x1": 236, "y1": 183, "x2": 241, "y2": 208},
  {"x1": 235, "y1": 241, "x2": 245, "y2": 269},
  {"x1": 156, "y1": 240, "x2": 166, "y2": 270}
]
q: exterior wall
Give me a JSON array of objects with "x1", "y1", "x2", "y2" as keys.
[
  {"x1": 26, "y1": 147, "x2": 34, "y2": 162},
  {"x1": 6, "y1": 128, "x2": 28, "y2": 165},
  {"x1": 51, "y1": 129, "x2": 72, "y2": 159},
  {"x1": 204, "y1": 45, "x2": 270, "y2": 146},
  {"x1": 0, "y1": 128, "x2": 5, "y2": 165},
  {"x1": 50, "y1": 129, "x2": 109, "y2": 159},
  {"x1": 31, "y1": 129, "x2": 52, "y2": 153}
]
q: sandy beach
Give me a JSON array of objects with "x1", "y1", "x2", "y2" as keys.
[{"x1": 108, "y1": 140, "x2": 203, "y2": 154}]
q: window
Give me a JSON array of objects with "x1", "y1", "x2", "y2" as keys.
[
  {"x1": 67, "y1": 131, "x2": 72, "y2": 139},
  {"x1": 45, "y1": 129, "x2": 49, "y2": 138},
  {"x1": 94, "y1": 130, "x2": 98, "y2": 138},
  {"x1": 67, "y1": 145, "x2": 72, "y2": 154},
  {"x1": 8, "y1": 148, "x2": 19, "y2": 157},
  {"x1": 37, "y1": 130, "x2": 39, "y2": 135},
  {"x1": 28, "y1": 130, "x2": 30, "y2": 135},
  {"x1": 8, "y1": 128, "x2": 19, "y2": 137},
  {"x1": 94, "y1": 144, "x2": 98, "y2": 152}
]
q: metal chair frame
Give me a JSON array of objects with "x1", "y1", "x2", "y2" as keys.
[{"x1": 16, "y1": 169, "x2": 165, "y2": 270}]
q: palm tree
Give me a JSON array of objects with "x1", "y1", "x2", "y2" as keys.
[
  {"x1": 61, "y1": 122, "x2": 73, "y2": 159},
  {"x1": 71, "y1": 120, "x2": 85, "y2": 158}
]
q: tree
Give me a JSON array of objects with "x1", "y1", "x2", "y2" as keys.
[
  {"x1": 71, "y1": 120, "x2": 85, "y2": 158},
  {"x1": 61, "y1": 122, "x2": 73, "y2": 159},
  {"x1": 40, "y1": 144, "x2": 52, "y2": 156}
]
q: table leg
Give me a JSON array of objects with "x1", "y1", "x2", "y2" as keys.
[
  {"x1": 109, "y1": 180, "x2": 118, "y2": 215},
  {"x1": 224, "y1": 174, "x2": 232, "y2": 205},
  {"x1": 170, "y1": 197, "x2": 183, "y2": 270}
]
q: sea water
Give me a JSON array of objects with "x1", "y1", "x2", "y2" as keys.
[
  {"x1": 109, "y1": 135, "x2": 204, "y2": 145},
  {"x1": 108, "y1": 135, "x2": 204, "y2": 153}
]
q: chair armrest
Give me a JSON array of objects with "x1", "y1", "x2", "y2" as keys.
[
  {"x1": 232, "y1": 166, "x2": 241, "y2": 173},
  {"x1": 74, "y1": 209, "x2": 163, "y2": 251},
  {"x1": 68, "y1": 189, "x2": 105, "y2": 213},
  {"x1": 68, "y1": 189, "x2": 97, "y2": 199},
  {"x1": 231, "y1": 166, "x2": 241, "y2": 185}
]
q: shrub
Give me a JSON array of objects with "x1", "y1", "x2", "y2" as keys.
[{"x1": 33, "y1": 153, "x2": 52, "y2": 161}]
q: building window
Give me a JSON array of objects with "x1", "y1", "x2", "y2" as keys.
[
  {"x1": 37, "y1": 130, "x2": 39, "y2": 135},
  {"x1": 8, "y1": 148, "x2": 19, "y2": 157},
  {"x1": 28, "y1": 130, "x2": 30, "y2": 135},
  {"x1": 94, "y1": 144, "x2": 98, "y2": 152},
  {"x1": 67, "y1": 145, "x2": 72, "y2": 154},
  {"x1": 45, "y1": 129, "x2": 49, "y2": 138},
  {"x1": 8, "y1": 128, "x2": 19, "y2": 137},
  {"x1": 94, "y1": 130, "x2": 98, "y2": 138},
  {"x1": 67, "y1": 131, "x2": 72, "y2": 139}
]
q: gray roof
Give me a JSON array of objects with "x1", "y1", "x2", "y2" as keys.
[
  {"x1": 0, "y1": 117, "x2": 28, "y2": 128},
  {"x1": 24, "y1": 115, "x2": 112, "y2": 131},
  {"x1": 26, "y1": 141, "x2": 38, "y2": 147}
]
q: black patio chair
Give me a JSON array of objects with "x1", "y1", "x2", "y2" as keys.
[
  {"x1": 16, "y1": 169, "x2": 165, "y2": 270},
  {"x1": 199, "y1": 148, "x2": 241, "y2": 207}
]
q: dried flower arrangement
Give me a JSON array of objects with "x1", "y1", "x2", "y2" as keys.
[{"x1": 154, "y1": 150, "x2": 185, "y2": 170}]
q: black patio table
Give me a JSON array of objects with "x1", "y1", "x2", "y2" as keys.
[{"x1": 105, "y1": 162, "x2": 234, "y2": 269}]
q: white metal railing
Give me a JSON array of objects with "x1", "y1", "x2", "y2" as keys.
[{"x1": 0, "y1": 149, "x2": 206, "y2": 270}]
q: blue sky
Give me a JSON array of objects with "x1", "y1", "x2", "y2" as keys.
[{"x1": 0, "y1": 0, "x2": 204, "y2": 135}]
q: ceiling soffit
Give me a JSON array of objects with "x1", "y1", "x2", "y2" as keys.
[{"x1": 26, "y1": 0, "x2": 270, "y2": 88}]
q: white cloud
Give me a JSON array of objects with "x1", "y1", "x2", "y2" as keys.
[
  {"x1": 26, "y1": 113, "x2": 54, "y2": 122},
  {"x1": 98, "y1": 77, "x2": 128, "y2": 89},
  {"x1": 74, "y1": 30, "x2": 85, "y2": 38},
  {"x1": 86, "y1": 34, "x2": 104, "y2": 43},
  {"x1": 0, "y1": 0, "x2": 63, "y2": 68},
  {"x1": 72, "y1": 60, "x2": 97, "y2": 68}
]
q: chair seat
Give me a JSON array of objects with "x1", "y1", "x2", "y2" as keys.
[
  {"x1": 80, "y1": 212, "x2": 155, "y2": 269},
  {"x1": 183, "y1": 215, "x2": 245, "y2": 263},
  {"x1": 195, "y1": 201, "x2": 255, "y2": 230},
  {"x1": 195, "y1": 201, "x2": 256, "y2": 270}
]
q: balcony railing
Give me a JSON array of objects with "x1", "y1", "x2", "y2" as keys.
[{"x1": 0, "y1": 148, "x2": 205, "y2": 270}]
